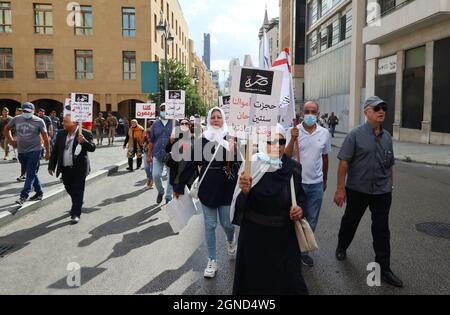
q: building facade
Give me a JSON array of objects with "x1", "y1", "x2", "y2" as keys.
[
  {"x1": 364, "y1": 0, "x2": 450, "y2": 145},
  {"x1": 0, "y1": 0, "x2": 190, "y2": 120},
  {"x1": 203, "y1": 33, "x2": 211, "y2": 71},
  {"x1": 304, "y1": 0, "x2": 366, "y2": 133}
]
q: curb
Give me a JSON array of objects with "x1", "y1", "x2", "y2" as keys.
[
  {"x1": 0, "y1": 159, "x2": 129, "y2": 229},
  {"x1": 331, "y1": 143, "x2": 450, "y2": 168}
]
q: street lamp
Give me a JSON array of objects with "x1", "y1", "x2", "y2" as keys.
[{"x1": 157, "y1": 12, "x2": 174, "y2": 91}]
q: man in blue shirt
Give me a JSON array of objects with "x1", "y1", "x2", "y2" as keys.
[{"x1": 334, "y1": 96, "x2": 403, "y2": 288}]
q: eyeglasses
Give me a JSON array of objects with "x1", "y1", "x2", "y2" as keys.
[
  {"x1": 267, "y1": 138, "x2": 287, "y2": 146},
  {"x1": 372, "y1": 104, "x2": 388, "y2": 113}
]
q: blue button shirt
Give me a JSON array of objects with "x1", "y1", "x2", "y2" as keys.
[{"x1": 150, "y1": 119, "x2": 173, "y2": 161}]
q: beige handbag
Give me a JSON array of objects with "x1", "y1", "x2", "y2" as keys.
[{"x1": 290, "y1": 177, "x2": 319, "y2": 252}]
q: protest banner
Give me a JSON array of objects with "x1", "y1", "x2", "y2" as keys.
[
  {"x1": 136, "y1": 103, "x2": 156, "y2": 129},
  {"x1": 165, "y1": 90, "x2": 186, "y2": 120},
  {"x1": 70, "y1": 92, "x2": 93, "y2": 136},
  {"x1": 219, "y1": 95, "x2": 231, "y2": 123}
]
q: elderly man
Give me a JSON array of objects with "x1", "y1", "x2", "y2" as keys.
[
  {"x1": 4, "y1": 103, "x2": 50, "y2": 205},
  {"x1": 286, "y1": 101, "x2": 331, "y2": 267},
  {"x1": 48, "y1": 115, "x2": 96, "y2": 224},
  {"x1": 334, "y1": 96, "x2": 403, "y2": 288}
]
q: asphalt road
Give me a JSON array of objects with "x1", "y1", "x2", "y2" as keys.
[{"x1": 0, "y1": 151, "x2": 449, "y2": 295}]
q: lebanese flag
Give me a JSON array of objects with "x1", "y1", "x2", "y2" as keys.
[{"x1": 271, "y1": 48, "x2": 296, "y2": 128}]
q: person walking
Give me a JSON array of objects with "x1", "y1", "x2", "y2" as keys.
[
  {"x1": 48, "y1": 115, "x2": 96, "y2": 224},
  {"x1": 4, "y1": 103, "x2": 50, "y2": 205},
  {"x1": 334, "y1": 96, "x2": 403, "y2": 288},
  {"x1": 49, "y1": 110, "x2": 60, "y2": 146},
  {"x1": 231, "y1": 124, "x2": 309, "y2": 295},
  {"x1": 143, "y1": 120, "x2": 155, "y2": 189},
  {"x1": 148, "y1": 104, "x2": 176, "y2": 204},
  {"x1": 94, "y1": 113, "x2": 106, "y2": 146},
  {"x1": 123, "y1": 119, "x2": 145, "y2": 172},
  {"x1": 173, "y1": 107, "x2": 240, "y2": 279},
  {"x1": 285, "y1": 101, "x2": 331, "y2": 267},
  {"x1": 328, "y1": 112, "x2": 339, "y2": 138},
  {"x1": 106, "y1": 112, "x2": 118, "y2": 146},
  {"x1": 0, "y1": 107, "x2": 12, "y2": 160}
]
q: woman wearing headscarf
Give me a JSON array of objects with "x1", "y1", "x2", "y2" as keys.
[
  {"x1": 165, "y1": 118, "x2": 197, "y2": 189},
  {"x1": 174, "y1": 107, "x2": 240, "y2": 279},
  {"x1": 123, "y1": 119, "x2": 145, "y2": 172},
  {"x1": 231, "y1": 124, "x2": 309, "y2": 295}
]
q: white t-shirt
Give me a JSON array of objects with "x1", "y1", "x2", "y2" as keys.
[{"x1": 287, "y1": 123, "x2": 332, "y2": 184}]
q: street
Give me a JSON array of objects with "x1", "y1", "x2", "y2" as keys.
[{"x1": 0, "y1": 149, "x2": 449, "y2": 295}]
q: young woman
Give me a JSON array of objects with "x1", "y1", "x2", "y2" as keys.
[
  {"x1": 174, "y1": 107, "x2": 240, "y2": 279},
  {"x1": 123, "y1": 119, "x2": 145, "y2": 172},
  {"x1": 231, "y1": 125, "x2": 309, "y2": 295}
]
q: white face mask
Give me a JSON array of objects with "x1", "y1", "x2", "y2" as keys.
[{"x1": 23, "y1": 113, "x2": 33, "y2": 119}]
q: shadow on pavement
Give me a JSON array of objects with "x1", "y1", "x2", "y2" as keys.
[{"x1": 96, "y1": 187, "x2": 149, "y2": 207}]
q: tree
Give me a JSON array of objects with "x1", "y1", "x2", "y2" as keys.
[{"x1": 148, "y1": 59, "x2": 208, "y2": 117}]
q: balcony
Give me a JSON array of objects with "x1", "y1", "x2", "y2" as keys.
[{"x1": 363, "y1": 0, "x2": 450, "y2": 45}]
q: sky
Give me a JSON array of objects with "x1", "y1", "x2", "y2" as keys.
[{"x1": 179, "y1": 0, "x2": 279, "y2": 84}]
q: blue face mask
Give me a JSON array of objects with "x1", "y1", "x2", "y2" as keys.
[
  {"x1": 160, "y1": 112, "x2": 166, "y2": 119},
  {"x1": 22, "y1": 113, "x2": 33, "y2": 119},
  {"x1": 304, "y1": 115, "x2": 317, "y2": 127}
]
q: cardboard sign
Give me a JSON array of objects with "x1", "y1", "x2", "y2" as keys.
[
  {"x1": 70, "y1": 92, "x2": 93, "y2": 123},
  {"x1": 229, "y1": 67, "x2": 283, "y2": 138},
  {"x1": 165, "y1": 90, "x2": 186, "y2": 120},
  {"x1": 219, "y1": 95, "x2": 231, "y2": 122},
  {"x1": 136, "y1": 103, "x2": 156, "y2": 119}
]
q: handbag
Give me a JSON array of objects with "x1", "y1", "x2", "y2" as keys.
[
  {"x1": 290, "y1": 177, "x2": 319, "y2": 252},
  {"x1": 190, "y1": 144, "x2": 222, "y2": 199}
]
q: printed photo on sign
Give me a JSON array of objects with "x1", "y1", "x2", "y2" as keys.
[
  {"x1": 74, "y1": 93, "x2": 90, "y2": 103},
  {"x1": 239, "y1": 68, "x2": 274, "y2": 96},
  {"x1": 169, "y1": 91, "x2": 182, "y2": 100}
]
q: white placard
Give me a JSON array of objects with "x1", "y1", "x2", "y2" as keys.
[
  {"x1": 378, "y1": 55, "x2": 397, "y2": 75},
  {"x1": 219, "y1": 95, "x2": 231, "y2": 122},
  {"x1": 70, "y1": 92, "x2": 93, "y2": 123},
  {"x1": 165, "y1": 187, "x2": 198, "y2": 233},
  {"x1": 165, "y1": 90, "x2": 186, "y2": 120},
  {"x1": 229, "y1": 67, "x2": 283, "y2": 138},
  {"x1": 136, "y1": 103, "x2": 156, "y2": 119}
]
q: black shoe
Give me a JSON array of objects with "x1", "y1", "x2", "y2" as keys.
[
  {"x1": 17, "y1": 175, "x2": 26, "y2": 182},
  {"x1": 16, "y1": 197, "x2": 27, "y2": 206},
  {"x1": 382, "y1": 271, "x2": 403, "y2": 288},
  {"x1": 336, "y1": 248, "x2": 347, "y2": 261},
  {"x1": 71, "y1": 216, "x2": 80, "y2": 225},
  {"x1": 29, "y1": 193, "x2": 44, "y2": 202},
  {"x1": 156, "y1": 193, "x2": 164, "y2": 204},
  {"x1": 165, "y1": 198, "x2": 172, "y2": 205},
  {"x1": 301, "y1": 255, "x2": 314, "y2": 267}
]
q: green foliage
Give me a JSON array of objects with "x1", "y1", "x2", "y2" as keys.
[{"x1": 148, "y1": 59, "x2": 208, "y2": 117}]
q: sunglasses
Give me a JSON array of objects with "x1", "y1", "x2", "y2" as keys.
[
  {"x1": 267, "y1": 138, "x2": 287, "y2": 146},
  {"x1": 180, "y1": 122, "x2": 190, "y2": 126},
  {"x1": 372, "y1": 104, "x2": 388, "y2": 113}
]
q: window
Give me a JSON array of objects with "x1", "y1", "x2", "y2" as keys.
[
  {"x1": 123, "y1": 51, "x2": 136, "y2": 80},
  {"x1": 340, "y1": 14, "x2": 347, "y2": 42},
  {"x1": 320, "y1": 27, "x2": 328, "y2": 52},
  {"x1": 345, "y1": 8, "x2": 353, "y2": 39},
  {"x1": 35, "y1": 49, "x2": 54, "y2": 79},
  {"x1": 74, "y1": 5, "x2": 92, "y2": 36},
  {"x1": 75, "y1": 50, "x2": 93, "y2": 79},
  {"x1": 0, "y1": 48, "x2": 13, "y2": 78},
  {"x1": 332, "y1": 18, "x2": 340, "y2": 46},
  {"x1": 34, "y1": 4, "x2": 53, "y2": 34},
  {"x1": 122, "y1": 7, "x2": 135, "y2": 37},
  {"x1": 0, "y1": 2, "x2": 12, "y2": 33}
]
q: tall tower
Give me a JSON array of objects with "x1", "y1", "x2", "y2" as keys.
[{"x1": 203, "y1": 33, "x2": 211, "y2": 70}]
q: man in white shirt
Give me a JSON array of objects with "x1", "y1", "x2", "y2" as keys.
[{"x1": 286, "y1": 101, "x2": 332, "y2": 267}]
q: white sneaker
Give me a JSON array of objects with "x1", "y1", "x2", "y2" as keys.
[
  {"x1": 227, "y1": 237, "x2": 237, "y2": 256},
  {"x1": 204, "y1": 259, "x2": 218, "y2": 279}
]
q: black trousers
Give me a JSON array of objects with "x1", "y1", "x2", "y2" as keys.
[
  {"x1": 338, "y1": 188, "x2": 392, "y2": 271},
  {"x1": 62, "y1": 167, "x2": 87, "y2": 218}
]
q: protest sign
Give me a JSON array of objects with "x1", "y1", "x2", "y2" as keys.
[
  {"x1": 70, "y1": 93, "x2": 93, "y2": 123},
  {"x1": 219, "y1": 95, "x2": 231, "y2": 122},
  {"x1": 165, "y1": 90, "x2": 186, "y2": 120},
  {"x1": 64, "y1": 98, "x2": 72, "y2": 117},
  {"x1": 136, "y1": 103, "x2": 156, "y2": 120}
]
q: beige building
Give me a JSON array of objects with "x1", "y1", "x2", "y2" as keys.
[
  {"x1": 364, "y1": 0, "x2": 450, "y2": 145},
  {"x1": 189, "y1": 39, "x2": 218, "y2": 110},
  {"x1": 0, "y1": 0, "x2": 190, "y2": 120}
]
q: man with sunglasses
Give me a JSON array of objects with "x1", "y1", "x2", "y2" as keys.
[
  {"x1": 286, "y1": 101, "x2": 332, "y2": 268},
  {"x1": 334, "y1": 96, "x2": 403, "y2": 288}
]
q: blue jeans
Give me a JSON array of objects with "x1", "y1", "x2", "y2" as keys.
[
  {"x1": 143, "y1": 153, "x2": 153, "y2": 180},
  {"x1": 152, "y1": 157, "x2": 172, "y2": 201},
  {"x1": 18, "y1": 150, "x2": 43, "y2": 199},
  {"x1": 202, "y1": 204, "x2": 235, "y2": 261},
  {"x1": 302, "y1": 182, "x2": 324, "y2": 256}
]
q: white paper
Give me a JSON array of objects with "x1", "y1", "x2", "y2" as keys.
[
  {"x1": 70, "y1": 92, "x2": 93, "y2": 123},
  {"x1": 136, "y1": 103, "x2": 156, "y2": 120},
  {"x1": 165, "y1": 187, "x2": 198, "y2": 233},
  {"x1": 165, "y1": 90, "x2": 186, "y2": 120}
]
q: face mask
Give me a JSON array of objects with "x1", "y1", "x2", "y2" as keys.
[
  {"x1": 23, "y1": 113, "x2": 33, "y2": 119},
  {"x1": 304, "y1": 115, "x2": 317, "y2": 127},
  {"x1": 160, "y1": 112, "x2": 166, "y2": 120}
]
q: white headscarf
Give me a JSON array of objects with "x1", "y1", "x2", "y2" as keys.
[{"x1": 203, "y1": 107, "x2": 230, "y2": 151}]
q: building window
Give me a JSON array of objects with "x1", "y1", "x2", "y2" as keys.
[
  {"x1": 35, "y1": 49, "x2": 54, "y2": 79},
  {"x1": 122, "y1": 7, "x2": 135, "y2": 37},
  {"x1": 332, "y1": 18, "x2": 340, "y2": 46},
  {"x1": 0, "y1": 48, "x2": 13, "y2": 78},
  {"x1": 0, "y1": 2, "x2": 12, "y2": 33},
  {"x1": 123, "y1": 51, "x2": 136, "y2": 80},
  {"x1": 34, "y1": 4, "x2": 53, "y2": 35},
  {"x1": 75, "y1": 50, "x2": 93, "y2": 80},
  {"x1": 345, "y1": 8, "x2": 352, "y2": 39},
  {"x1": 378, "y1": 0, "x2": 396, "y2": 16},
  {"x1": 320, "y1": 27, "x2": 328, "y2": 52},
  {"x1": 74, "y1": 5, "x2": 92, "y2": 36}
]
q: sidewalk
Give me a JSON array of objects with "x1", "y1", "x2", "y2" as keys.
[
  {"x1": 0, "y1": 138, "x2": 130, "y2": 225},
  {"x1": 332, "y1": 133, "x2": 450, "y2": 167}
]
